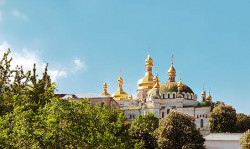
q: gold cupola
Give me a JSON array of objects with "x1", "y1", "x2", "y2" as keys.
[
  {"x1": 206, "y1": 89, "x2": 212, "y2": 102},
  {"x1": 137, "y1": 47, "x2": 154, "y2": 90},
  {"x1": 201, "y1": 85, "x2": 206, "y2": 102},
  {"x1": 178, "y1": 76, "x2": 183, "y2": 89},
  {"x1": 168, "y1": 55, "x2": 176, "y2": 82},
  {"x1": 153, "y1": 74, "x2": 160, "y2": 89},
  {"x1": 101, "y1": 81, "x2": 111, "y2": 97},
  {"x1": 112, "y1": 72, "x2": 128, "y2": 100}
]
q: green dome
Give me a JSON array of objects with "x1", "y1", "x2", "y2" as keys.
[{"x1": 148, "y1": 82, "x2": 194, "y2": 95}]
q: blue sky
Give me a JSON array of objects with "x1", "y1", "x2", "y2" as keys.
[{"x1": 0, "y1": 0, "x2": 249, "y2": 114}]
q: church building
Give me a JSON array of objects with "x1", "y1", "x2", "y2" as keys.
[{"x1": 101, "y1": 49, "x2": 213, "y2": 131}]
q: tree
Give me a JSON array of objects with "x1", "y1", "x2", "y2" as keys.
[
  {"x1": 0, "y1": 50, "x2": 132, "y2": 148},
  {"x1": 209, "y1": 103, "x2": 237, "y2": 132},
  {"x1": 0, "y1": 98, "x2": 132, "y2": 148},
  {"x1": 236, "y1": 113, "x2": 250, "y2": 132},
  {"x1": 0, "y1": 49, "x2": 54, "y2": 116},
  {"x1": 154, "y1": 111, "x2": 205, "y2": 149},
  {"x1": 240, "y1": 129, "x2": 250, "y2": 149},
  {"x1": 129, "y1": 113, "x2": 159, "y2": 149}
]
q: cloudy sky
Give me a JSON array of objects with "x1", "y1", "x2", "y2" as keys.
[{"x1": 0, "y1": 0, "x2": 249, "y2": 114}]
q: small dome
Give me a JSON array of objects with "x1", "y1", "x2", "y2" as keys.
[
  {"x1": 148, "y1": 82, "x2": 194, "y2": 95},
  {"x1": 145, "y1": 55, "x2": 153, "y2": 65},
  {"x1": 168, "y1": 64, "x2": 176, "y2": 75},
  {"x1": 206, "y1": 92, "x2": 212, "y2": 102}
]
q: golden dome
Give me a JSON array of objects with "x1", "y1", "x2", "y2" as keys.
[
  {"x1": 178, "y1": 79, "x2": 183, "y2": 88},
  {"x1": 138, "y1": 50, "x2": 154, "y2": 90},
  {"x1": 145, "y1": 55, "x2": 153, "y2": 66},
  {"x1": 129, "y1": 94, "x2": 133, "y2": 100},
  {"x1": 201, "y1": 87, "x2": 206, "y2": 96},
  {"x1": 113, "y1": 75, "x2": 128, "y2": 100},
  {"x1": 168, "y1": 55, "x2": 176, "y2": 75},
  {"x1": 206, "y1": 92, "x2": 212, "y2": 102},
  {"x1": 103, "y1": 82, "x2": 107, "y2": 89},
  {"x1": 101, "y1": 82, "x2": 111, "y2": 97},
  {"x1": 153, "y1": 75, "x2": 160, "y2": 89},
  {"x1": 168, "y1": 62, "x2": 176, "y2": 75}
]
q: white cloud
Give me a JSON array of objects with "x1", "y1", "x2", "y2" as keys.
[
  {"x1": 12, "y1": 10, "x2": 28, "y2": 21},
  {"x1": 48, "y1": 70, "x2": 67, "y2": 82},
  {"x1": 0, "y1": 41, "x2": 9, "y2": 50},
  {"x1": 0, "y1": 41, "x2": 67, "y2": 82},
  {"x1": 73, "y1": 57, "x2": 87, "y2": 72}
]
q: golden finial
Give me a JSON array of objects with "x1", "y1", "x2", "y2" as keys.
[{"x1": 178, "y1": 73, "x2": 183, "y2": 88}]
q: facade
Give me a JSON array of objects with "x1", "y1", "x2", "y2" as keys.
[
  {"x1": 56, "y1": 93, "x2": 120, "y2": 109},
  {"x1": 101, "y1": 50, "x2": 213, "y2": 130}
]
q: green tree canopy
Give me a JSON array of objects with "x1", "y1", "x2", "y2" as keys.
[
  {"x1": 154, "y1": 111, "x2": 205, "y2": 149},
  {"x1": 0, "y1": 49, "x2": 54, "y2": 116},
  {"x1": 236, "y1": 113, "x2": 250, "y2": 132},
  {"x1": 129, "y1": 113, "x2": 159, "y2": 149},
  {"x1": 240, "y1": 129, "x2": 250, "y2": 149},
  {"x1": 0, "y1": 99, "x2": 132, "y2": 148},
  {"x1": 209, "y1": 103, "x2": 237, "y2": 132}
]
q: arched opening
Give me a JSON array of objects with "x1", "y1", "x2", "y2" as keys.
[
  {"x1": 162, "y1": 112, "x2": 165, "y2": 118},
  {"x1": 168, "y1": 94, "x2": 170, "y2": 98},
  {"x1": 173, "y1": 94, "x2": 175, "y2": 98},
  {"x1": 200, "y1": 119, "x2": 204, "y2": 128},
  {"x1": 167, "y1": 109, "x2": 170, "y2": 114},
  {"x1": 163, "y1": 94, "x2": 165, "y2": 99}
]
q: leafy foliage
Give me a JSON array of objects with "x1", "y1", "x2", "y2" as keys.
[
  {"x1": 240, "y1": 129, "x2": 250, "y2": 149},
  {"x1": 129, "y1": 113, "x2": 159, "y2": 149},
  {"x1": 236, "y1": 113, "x2": 250, "y2": 132},
  {"x1": 0, "y1": 99, "x2": 132, "y2": 148},
  {"x1": 209, "y1": 103, "x2": 237, "y2": 132},
  {"x1": 154, "y1": 111, "x2": 205, "y2": 149},
  {"x1": 0, "y1": 49, "x2": 54, "y2": 116}
]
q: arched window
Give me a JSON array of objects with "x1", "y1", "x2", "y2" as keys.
[
  {"x1": 162, "y1": 112, "x2": 165, "y2": 118},
  {"x1": 168, "y1": 94, "x2": 170, "y2": 98},
  {"x1": 173, "y1": 94, "x2": 175, "y2": 98},
  {"x1": 187, "y1": 94, "x2": 189, "y2": 99},
  {"x1": 167, "y1": 109, "x2": 170, "y2": 114},
  {"x1": 201, "y1": 119, "x2": 204, "y2": 128},
  {"x1": 163, "y1": 94, "x2": 165, "y2": 99},
  {"x1": 206, "y1": 115, "x2": 207, "y2": 118}
]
